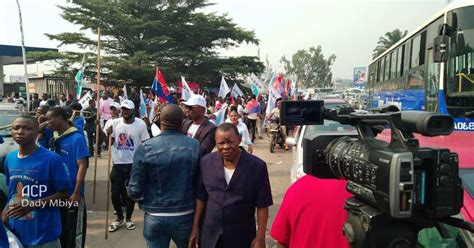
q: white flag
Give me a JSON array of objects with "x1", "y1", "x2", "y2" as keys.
[
  {"x1": 218, "y1": 76, "x2": 230, "y2": 98},
  {"x1": 181, "y1": 76, "x2": 195, "y2": 100},
  {"x1": 214, "y1": 103, "x2": 228, "y2": 126},
  {"x1": 78, "y1": 90, "x2": 92, "y2": 110},
  {"x1": 265, "y1": 87, "x2": 282, "y2": 118},
  {"x1": 122, "y1": 85, "x2": 128, "y2": 101},
  {"x1": 231, "y1": 83, "x2": 244, "y2": 98},
  {"x1": 251, "y1": 73, "x2": 267, "y2": 94}
]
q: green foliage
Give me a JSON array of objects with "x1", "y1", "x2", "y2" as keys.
[
  {"x1": 281, "y1": 46, "x2": 336, "y2": 88},
  {"x1": 36, "y1": 0, "x2": 263, "y2": 87},
  {"x1": 372, "y1": 29, "x2": 408, "y2": 59}
]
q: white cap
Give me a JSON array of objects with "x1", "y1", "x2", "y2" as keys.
[
  {"x1": 110, "y1": 102, "x2": 121, "y2": 109},
  {"x1": 120, "y1": 100, "x2": 135, "y2": 109},
  {"x1": 183, "y1": 95, "x2": 207, "y2": 108}
]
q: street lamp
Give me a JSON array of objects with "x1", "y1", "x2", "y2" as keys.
[{"x1": 15, "y1": 0, "x2": 30, "y2": 111}]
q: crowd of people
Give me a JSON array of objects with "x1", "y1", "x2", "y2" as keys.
[{"x1": 0, "y1": 87, "x2": 351, "y2": 248}]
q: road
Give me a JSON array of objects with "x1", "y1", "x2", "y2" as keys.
[{"x1": 83, "y1": 135, "x2": 294, "y2": 248}]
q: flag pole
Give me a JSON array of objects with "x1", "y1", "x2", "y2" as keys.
[{"x1": 92, "y1": 27, "x2": 101, "y2": 204}]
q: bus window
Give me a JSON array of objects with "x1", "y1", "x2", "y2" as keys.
[
  {"x1": 391, "y1": 50, "x2": 398, "y2": 79},
  {"x1": 411, "y1": 34, "x2": 421, "y2": 69},
  {"x1": 397, "y1": 46, "x2": 403, "y2": 77},
  {"x1": 385, "y1": 55, "x2": 390, "y2": 81},
  {"x1": 381, "y1": 57, "x2": 386, "y2": 81},
  {"x1": 426, "y1": 49, "x2": 440, "y2": 112},
  {"x1": 377, "y1": 60, "x2": 381, "y2": 82}
]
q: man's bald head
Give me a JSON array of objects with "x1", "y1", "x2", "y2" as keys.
[{"x1": 160, "y1": 104, "x2": 184, "y2": 131}]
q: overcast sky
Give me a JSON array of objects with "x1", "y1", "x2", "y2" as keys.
[{"x1": 0, "y1": 0, "x2": 453, "y2": 81}]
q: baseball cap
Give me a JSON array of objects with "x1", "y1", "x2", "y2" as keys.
[
  {"x1": 183, "y1": 95, "x2": 207, "y2": 108},
  {"x1": 110, "y1": 102, "x2": 121, "y2": 109},
  {"x1": 120, "y1": 100, "x2": 135, "y2": 109}
]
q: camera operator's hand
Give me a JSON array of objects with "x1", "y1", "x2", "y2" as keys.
[{"x1": 251, "y1": 236, "x2": 265, "y2": 248}]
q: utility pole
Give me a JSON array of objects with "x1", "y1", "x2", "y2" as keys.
[{"x1": 15, "y1": 0, "x2": 30, "y2": 111}]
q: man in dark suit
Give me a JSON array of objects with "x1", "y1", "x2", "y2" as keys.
[
  {"x1": 181, "y1": 95, "x2": 217, "y2": 157},
  {"x1": 189, "y1": 123, "x2": 273, "y2": 248}
]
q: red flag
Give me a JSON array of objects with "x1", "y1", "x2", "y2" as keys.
[{"x1": 156, "y1": 68, "x2": 170, "y2": 96}]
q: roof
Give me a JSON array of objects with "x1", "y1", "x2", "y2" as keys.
[{"x1": 0, "y1": 44, "x2": 58, "y2": 65}]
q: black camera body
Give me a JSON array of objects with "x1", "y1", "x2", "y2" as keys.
[{"x1": 280, "y1": 100, "x2": 469, "y2": 247}]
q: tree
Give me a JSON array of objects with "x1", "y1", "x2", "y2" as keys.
[
  {"x1": 372, "y1": 29, "x2": 408, "y2": 59},
  {"x1": 29, "y1": 0, "x2": 264, "y2": 87},
  {"x1": 280, "y1": 46, "x2": 336, "y2": 88}
]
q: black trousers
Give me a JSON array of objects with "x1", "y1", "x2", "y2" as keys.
[
  {"x1": 86, "y1": 127, "x2": 104, "y2": 155},
  {"x1": 110, "y1": 164, "x2": 135, "y2": 220},
  {"x1": 60, "y1": 199, "x2": 87, "y2": 248},
  {"x1": 247, "y1": 119, "x2": 257, "y2": 142}
]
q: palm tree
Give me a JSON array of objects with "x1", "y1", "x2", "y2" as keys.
[{"x1": 372, "y1": 29, "x2": 408, "y2": 59}]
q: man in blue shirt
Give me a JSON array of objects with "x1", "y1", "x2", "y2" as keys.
[
  {"x1": 2, "y1": 115, "x2": 72, "y2": 247},
  {"x1": 46, "y1": 107, "x2": 90, "y2": 248}
]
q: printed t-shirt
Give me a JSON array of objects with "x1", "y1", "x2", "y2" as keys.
[
  {"x1": 5, "y1": 147, "x2": 72, "y2": 246},
  {"x1": 112, "y1": 118, "x2": 150, "y2": 164}
]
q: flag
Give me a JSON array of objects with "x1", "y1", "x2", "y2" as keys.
[
  {"x1": 139, "y1": 89, "x2": 148, "y2": 118},
  {"x1": 154, "y1": 68, "x2": 175, "y2": 103},
  {"x1": 231, "y1": 83, "x2": 244, "y2": 99},
  {"x1": 181, "y1": 76, "x2": 195, "y2": 100},
  {"x1": 218, "y1": 76, "x2": 230, "y2": 98},
  {"x1": 78, "y1": 90, "x2": 92, "y2": 109},
  {"x1": 214, "y1": 103, "x2": 228, "y2": 126},
  {"x1": 246, "y1": 99, "x2": 261, "y2": 114},
  {"x1": 151, "y1": 77, "x2": 166, "y2": 103},
  {"x1": 251, "y1": 73, "x2": 267, "y2": 95},
  {"x1": 249, "y1": 82, "x2": 259, "y2": 97},
  {"x1": 291, "y1": 79, "x2": 298, "y2": 100},
  {"x1": 122, "y1": 85, "x2": 128, "y2": 100},
  {"x1": 75, "y1": 54, "x2": 86, "y2": 99}
]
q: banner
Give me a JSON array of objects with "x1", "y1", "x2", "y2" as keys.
[
  {"x1": 353, "y1": 67, "x2": 367, "y2": 88},
  {"x1": 78, "y1": 90, "x2": 92, "y2": 109},
  {"x1": 218, "y1": 76, "x2": 230, "y2": 98},
  {"x1": 231, "y1": 83, "x2": 244, "y2": 98}
]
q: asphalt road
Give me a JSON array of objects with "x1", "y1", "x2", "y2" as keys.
[{"x1": 83, "y1": 134, "x2": 294, "y2": 248}]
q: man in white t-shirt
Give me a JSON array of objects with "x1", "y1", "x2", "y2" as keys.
[{"x1": 108, "y1": 100, "x2": 150, "y2": 232}]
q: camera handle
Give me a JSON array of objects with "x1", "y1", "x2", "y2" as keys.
[{"x1": 343, "y1": 197, "x2": 419, "y2": 248}]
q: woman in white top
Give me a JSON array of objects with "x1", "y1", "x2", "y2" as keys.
[{"x1": 227, "y1": 107, "x2": 253, "y2": 154}]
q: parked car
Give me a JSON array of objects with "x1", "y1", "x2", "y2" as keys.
[
  {"x1": 0, "y1": 103, "x2": 23, "y2": 211},
  {"x1": 0, "y1": 103, "x2": 23, "y2": 168}
]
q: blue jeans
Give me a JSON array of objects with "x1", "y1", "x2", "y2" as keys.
[{"x1": 143, "y1": 212, "x2": 193, "y2": 248}]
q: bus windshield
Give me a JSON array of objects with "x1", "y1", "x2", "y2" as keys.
[{"x1": 446, "y1": 6, "x2": 474, "y2": 117}]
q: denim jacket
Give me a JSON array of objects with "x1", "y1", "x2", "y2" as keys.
[{"x1": 128, "y1": 130, "x2": 200, "y2": 213}]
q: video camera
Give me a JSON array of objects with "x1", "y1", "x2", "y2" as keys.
[{"x1": 280, "y1": 100, "x2": 473, "y2": 248}]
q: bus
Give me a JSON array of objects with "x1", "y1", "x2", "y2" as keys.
[{"x1": 367, "y1": 2, "x2": 474, "y2": 242}]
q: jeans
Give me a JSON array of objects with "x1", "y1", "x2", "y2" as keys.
[
  {"x1": 111, "y1": 164, "x2": 135, "y2": 220},
  {"x1": 143, "y1": 213, "x2": 193, "y2": 248}
]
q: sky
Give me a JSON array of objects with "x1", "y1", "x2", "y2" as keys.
[{"x1": 0, "y1": 0, "x2": 454, "y2": 81}]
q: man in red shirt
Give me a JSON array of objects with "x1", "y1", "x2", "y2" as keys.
[{"x1": 270, "y1": 175, "x2": 352, "y2": 248}]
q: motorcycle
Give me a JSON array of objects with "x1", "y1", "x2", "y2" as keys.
[{"x1": 268, "y1": 118, "x2": 285, "y2": 153}]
